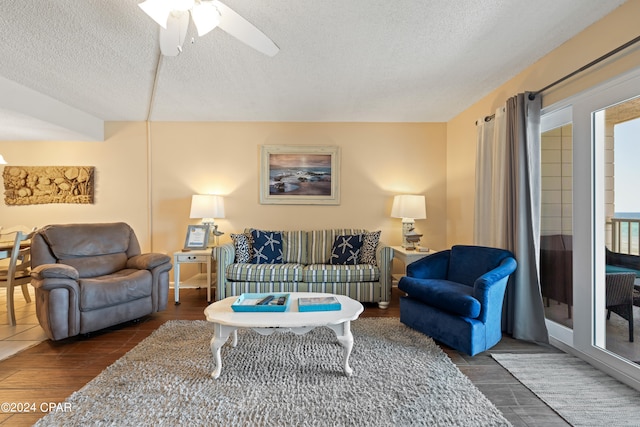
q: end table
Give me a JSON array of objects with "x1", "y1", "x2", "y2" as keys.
[
  {"x1": 391, "y1": 246, "x2": 433, "y2": 285},
  {"x1": 173, "y1": 248, "x2": 215, "y2": 304}
]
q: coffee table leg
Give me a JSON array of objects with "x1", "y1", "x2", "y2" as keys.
[
  {"x1": 328, "y1": 321, "x2": 354, "y2": 377},
  {"x1": 210, "y1": 323, "x2": 236, "y2": 379}
]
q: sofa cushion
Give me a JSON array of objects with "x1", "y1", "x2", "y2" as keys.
[
  {"x1": 251, "y1": 230, "x2": 283, "y2": 264},
  {"x1": 79, "y1": 269, "x2": 152, "y2": 311},
  {"x1": 281, "y1": 230, "x2": 307, "y2": 264},
  {"x1": 359, "y1": 231, "x2": 380, "y2": 265},
  {"x1": 304, "y1": 264, "x2": 379, "y2": 283},
  {"x1": 308, "y1": 229, "x2": 367, "y2": 264},
  {"x1": 329, "y1": 235, "x2": 363, "y2": 265},
  {"x1": 225, "y1": 263, "x2": 304, "y2": 282},
  {"x1": 231, "y1": 233, "x2": 252, "y2": 263},
  {"x1": 398, "y1": 277, "x2": 481, "y2": 319}
]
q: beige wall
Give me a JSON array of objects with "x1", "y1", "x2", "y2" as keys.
[
  {"x1": 149, "y1": 122, "x2": 447, "y2": 258},
  {"x1": 0, "y1": 122, "x2": 151, "y2": 246},
  {"x1": 1, "y1": 122, "x2": 447, "y2": 269},
  {"x1": 445, "y1": 0, "x2": 640, "y2": 246}
]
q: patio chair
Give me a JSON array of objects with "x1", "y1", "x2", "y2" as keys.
[{"x1": 606, "y1": 272, "x2": 636, "y2": 342}]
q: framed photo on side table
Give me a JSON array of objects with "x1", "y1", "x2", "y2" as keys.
[{"x1": 184, "y1": 225, "x2": 209, "y2": 250}]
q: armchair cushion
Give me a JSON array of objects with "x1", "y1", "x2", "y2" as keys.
[
  {"x1": 448, "y1": 245, "x2": 513, "y2": 286},
  {"x1": 62, "y1": 253, "x2": 128, "y2": 278},
  {"x1": 605, "y1": 248, "x2": 640, "y2": 278},
  {"x1": 80, "y1": 269, "x2": 152, "y2": 311},
  {"x1": 39, "y1": 222, "x2": 137, "y2": 259},
  {"x1": 399, "y1": 277, "x2": 481, "y2": 318},
  {"x1": 406, "y1": 249, "x2": 450, "y2": 279},
  {"x1": 606, "y1": 264, "x2": 640, "y2": 277}
]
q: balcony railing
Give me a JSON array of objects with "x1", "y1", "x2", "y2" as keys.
[{"x1": 611, "y1": 217, "x2": 640, "y2": 255}]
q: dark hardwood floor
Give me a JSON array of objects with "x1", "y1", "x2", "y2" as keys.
[{"x1": 0, "y1": 288, "x2": 567, "y2": 426}]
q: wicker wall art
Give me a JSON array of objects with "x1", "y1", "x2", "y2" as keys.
[{"x1": 3, "y1": 166, "x2": 94, "y2": 205}]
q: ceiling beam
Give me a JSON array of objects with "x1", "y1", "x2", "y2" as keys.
[{"x1": 0, "y1": 76, "x2": 103, "y2": 141}]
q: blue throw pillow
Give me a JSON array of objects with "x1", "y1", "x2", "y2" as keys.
[
  {"x1": 251, "y1": 229, "x2": 283, "y2": 264},
  {"x1": 329, "y1": 234, "x2": 363, "y2": 265}
]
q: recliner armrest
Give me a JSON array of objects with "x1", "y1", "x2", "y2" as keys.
[
  {"x1": 127, "y1": 253, "x2": 171, "y2": 270},
  {"x1": 31, "y1": 263, "x2": 79, "y2": 280}
]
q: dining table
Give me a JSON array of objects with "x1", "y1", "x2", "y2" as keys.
[{"x1": 0, "y1": 239, "x2": 30, "y2": 260}]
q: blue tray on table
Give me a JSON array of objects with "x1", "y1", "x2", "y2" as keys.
[{"x1": 231, "y1": 293, "x2": 291, "y2": 312}]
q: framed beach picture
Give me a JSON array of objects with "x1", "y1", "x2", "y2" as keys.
[{"x1": 260, "y1": 145, "x2": 340, "y2": 205}]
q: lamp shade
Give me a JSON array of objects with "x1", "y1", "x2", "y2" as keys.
[
  {"x1": 190, "y1": 194, "x2": 225, "y2": 219},
  {"x1": 391, "y1": 195, "x2": 426, "y2": 220}
]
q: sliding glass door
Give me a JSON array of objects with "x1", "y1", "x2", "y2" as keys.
[
  {"x1": 542, "y1": 68, "x2": 640, "y2": 389},
  {"x1": 541, "y1": 108, "x2": 574, "y2": 340},
  {"x1": 594, "y1": 97, "x2": 640, "y2": 361}
]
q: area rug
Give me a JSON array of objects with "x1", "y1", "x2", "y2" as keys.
[
  {"x1": 493, "y1": 353, "x2": 640, "y2": 426},
  {"x1": 36, "y1": 318, "x2": 510, "y2": 426}
]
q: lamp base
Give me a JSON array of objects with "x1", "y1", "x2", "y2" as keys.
[{"x1": 401, "y1": 220, "x2": 415, "y2": 249}]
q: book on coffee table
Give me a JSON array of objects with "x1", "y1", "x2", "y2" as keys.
[{"x1": 298, "y1": 296, "x2": 341, "y2": 312}]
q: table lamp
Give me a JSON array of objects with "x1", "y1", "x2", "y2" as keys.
[
  {"x1": 190, "y1": 194, "x2": 225, "y2": 246},
  {"x1": 391, "y1": 194, "x2": 426, "y2": 249}
]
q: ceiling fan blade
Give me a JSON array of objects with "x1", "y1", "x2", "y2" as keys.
[
  {"x1": 191, "y1": 2, "x2": 221, "y2": 37},
  {"x1": 213, "y1": 1, "x2": 279, "y2": 57},
  {"x1": 159, "y1": 12, "x2": 190, "y2": 56}
]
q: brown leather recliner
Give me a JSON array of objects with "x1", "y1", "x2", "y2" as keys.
[{"x1": 30, "y1": 222, "x2": 172, "y2": 341}]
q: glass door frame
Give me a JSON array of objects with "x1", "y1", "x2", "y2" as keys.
[
  {"x1": 541, "y1": 66, "x2": 640, "y2": 390},
  {"x1": 541, "y1": 106, "x2": 574, "y2": 346}
]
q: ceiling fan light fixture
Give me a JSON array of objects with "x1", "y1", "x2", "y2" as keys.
[
  {"x1": 138, "y1": 0, "x2": 172, "y2": 29},
  {"x1": 191, "y1": 2, "x2": 221, "y2": 37}
]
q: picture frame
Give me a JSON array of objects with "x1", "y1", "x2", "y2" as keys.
[
  {"x1": 260, "y1": 145, "x2": 340, "y2": 205},
  {"x1": 184, "y1": 225, "x2": 209, "y2": 250}
]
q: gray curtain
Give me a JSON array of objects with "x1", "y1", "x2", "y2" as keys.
[{"x1": 474, "y1": 92, "x2": 549, "y2": 343}]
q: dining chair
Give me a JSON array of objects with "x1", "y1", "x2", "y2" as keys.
[{"x1": 0, "y1": 230, "x2": 35, "y2": 325}]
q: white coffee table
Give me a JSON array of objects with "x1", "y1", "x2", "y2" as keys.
[{"x1": 204, "y1": 292, "x2": 364, "y2": 379}]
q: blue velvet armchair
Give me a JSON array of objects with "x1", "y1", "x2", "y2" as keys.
[{"x1": 398, "y1": 245, "x2": 517, "y2": 356}]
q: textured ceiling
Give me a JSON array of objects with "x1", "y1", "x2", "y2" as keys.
[{"x1": 0, "y1": 0, "x2": 627, "y2": 140}]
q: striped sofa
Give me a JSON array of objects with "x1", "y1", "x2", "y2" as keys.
[{"x1": 215, "y1": 229, "x2": 394, "y2": 308}]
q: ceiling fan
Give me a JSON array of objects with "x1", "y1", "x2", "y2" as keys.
[{"x1": 138, "y1": 0, "x2": 279, "y2": 57}]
